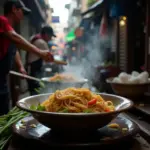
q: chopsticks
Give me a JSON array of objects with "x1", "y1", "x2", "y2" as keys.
[{"x1": 9, "y1": 71, "x2": 41, "y2": 82}]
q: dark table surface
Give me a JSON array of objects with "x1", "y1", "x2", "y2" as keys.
[{"x1": 7, "y1": 136, "x2": 150, "y2": 150}]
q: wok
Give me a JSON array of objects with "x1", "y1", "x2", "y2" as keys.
[{"x1": 41, "y1": 77, "x2": 88, "y2": 93}]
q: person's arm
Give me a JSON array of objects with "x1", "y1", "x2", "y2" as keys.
[
  {"x1": 5, "y1": 31, "x2": 54, "y2": 62},
  {"x1": 0, "y1": 16, "x2": 53, "y2": 62},
  {"x1": 15, "y1": 50, "x2": 27, "y2": 75}
]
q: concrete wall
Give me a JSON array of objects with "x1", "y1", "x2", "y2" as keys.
[
  {"x1": 20, "y1": 17, "x2": 30, "y2": 64},
  {"x1": 19, "y1": 17, "x2": 36, "y2": 93}
]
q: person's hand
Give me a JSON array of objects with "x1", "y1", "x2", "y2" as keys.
[
  {"x1": 19, "y1": 66, "x2": 27, "y2": 79},
  {"x1": 39, "y1": 50, "x2": 54, "y2": 62}
]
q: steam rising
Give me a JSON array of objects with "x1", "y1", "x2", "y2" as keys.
[{"x1": 42, "y1": 29, "x2": 110, "y2": 93}]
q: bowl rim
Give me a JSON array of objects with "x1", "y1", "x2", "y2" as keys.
[
  {"x1": 106, "y1": 77, "x2": 150, "y2": 85},
  {"x1": 17, "y1": 93, "x2": 133, "y2": 116},
  {"x1": 41, "y1": 77, "x2": 88, "y2": 83}
]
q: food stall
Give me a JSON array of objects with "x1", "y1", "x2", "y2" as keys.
[{"x1": 1, "y1": 0, "x2": 150, "y2": 150}]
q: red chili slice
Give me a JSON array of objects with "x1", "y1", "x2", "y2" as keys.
[
  {"x1": 88, "y1": 99, "x2": 97, "y2": 105},
  {"x1": 105, "y1": 108, "x2": 111, "y2": 112}
]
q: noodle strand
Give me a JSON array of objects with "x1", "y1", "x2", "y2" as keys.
[{"x1": 41, "y1": 88, "x2": 115, "y2": 113}]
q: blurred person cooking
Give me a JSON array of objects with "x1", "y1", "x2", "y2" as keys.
[
  {"x1": 26, "y1": 26, "x2": 56, "y2": 96},
  {"x1": 0, "y1": 0, "x2": 54, "y2": 115}
]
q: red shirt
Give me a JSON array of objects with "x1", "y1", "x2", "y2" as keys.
[{"x1": 0, "y1": 16, "x2": 14, "y2": 60}]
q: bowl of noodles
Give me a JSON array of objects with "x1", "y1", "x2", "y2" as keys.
[
  {"x1": 41, "y1": 73, "x2": 88, "y2": 92},
  {"x1": 17, "y1": 88, "x2": 133, "y2": 131}
]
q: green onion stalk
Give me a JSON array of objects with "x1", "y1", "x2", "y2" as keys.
[
  {"x1": 0, "y1": 107, "x2": 29, "y2": 150},
  {"x1": 0, "y1": 81, "x2": 46, "y2": 150}
]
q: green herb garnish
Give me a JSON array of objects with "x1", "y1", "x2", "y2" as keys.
[
  {"x1": 34, "y1": 88, "x2": 41, "y2": 94},
  {"x1": 39, "y1": 81, "x2": 45, "y2": 88},
  {"x1": 83, "y1": 109, "x2": 93, "y2": 113},
  {"x1": 30, "y1": 105, "x2": 37, "y2": 110},
  {"x1": 37, "y1": 104, "x2": 45, "y2": 111},
  {"x1": 59, "y1": 108, "x2": 68, "y2": 113},
  {"x1": 62, "y1": 108, "x2": 68, "y2": 113},
  {"x1": 34, "y1": 81, "x2": 45, "y2": 94},
  {"x1": 30, "y1": 104, "x2": 45, "y2": 111}
]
